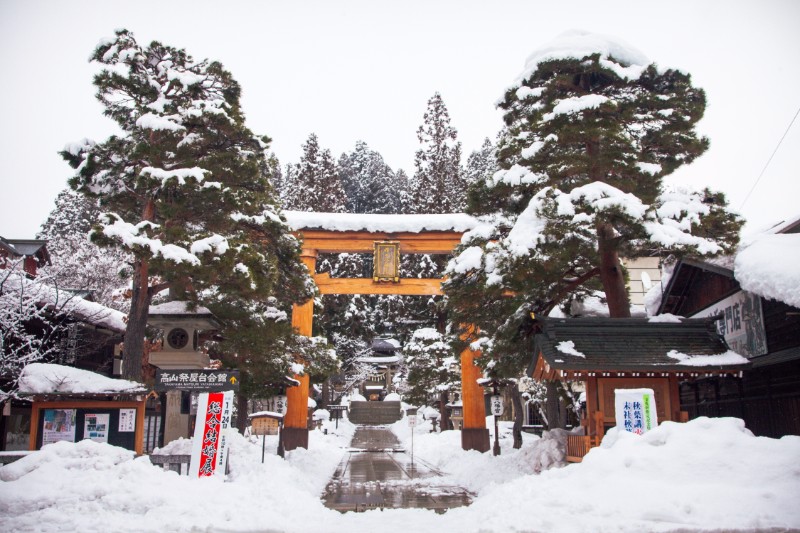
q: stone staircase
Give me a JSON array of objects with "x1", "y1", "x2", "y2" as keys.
[{"x1": 347, "y1": 401, "x2": 402, "y2": 425}]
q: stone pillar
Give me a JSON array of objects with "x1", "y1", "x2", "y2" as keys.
[
  {"x1": 163, "y1": 390, "x2": 189, "y2": 444},
  {"x1": 460, "y1": 328, "x2": 490, "y2": 452},
  {"x1": 283, "y1": 250, "x2": 316, "y2": 451}
]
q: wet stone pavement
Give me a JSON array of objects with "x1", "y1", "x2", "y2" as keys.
[{"x1": 322, "y1": 426, "x2": 472, "y2": 513}]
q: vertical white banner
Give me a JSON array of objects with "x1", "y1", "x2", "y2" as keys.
[
  {"x1": 189, "y1": 390, "x2": 233, "y2": 478},
  {"x1": 614, "y1": 388, "x2": 658, "y2": 435}
]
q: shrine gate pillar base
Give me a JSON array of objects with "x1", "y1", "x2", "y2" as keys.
[
  {"x1": 461, "y1": 428, "x2": 490, "y2": 453},
  {"x1": 460, "y1": 327, "x2": 490, "y2": 452}
]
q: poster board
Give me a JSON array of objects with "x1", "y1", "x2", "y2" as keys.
[
  {"x1": 36, "y1": 405, "x2": 140, "y2": 452},
  {"x1": 42, "y1": 409, "x2": 76, "y2": 445},
  {"x1": 83, "y1": 413, "x2": 110, "y2": 443}
]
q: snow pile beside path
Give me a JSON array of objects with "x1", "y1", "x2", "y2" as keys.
[
  {"x1": 735, "y1": 232, "x2": 800, "y2": 309},
  {"x1": 463, "y1": 417, "x2": 800, "y2": 532},
  {"x1": 1, "y1": 415, "x2": 798, "y2": 532}
]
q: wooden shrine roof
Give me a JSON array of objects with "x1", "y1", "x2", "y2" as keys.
[{"x1": 528, "y1": 317, "x2": 750, "y2": 380}]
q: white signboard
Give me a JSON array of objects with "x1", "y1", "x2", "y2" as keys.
[
  {"x1": 118, "y1": 409, "x2": 136, "y2": 432},
  {"x1": 489, "y1": 394, "x2": 504, "y2": 416},
  {"x1": 615, "y1": 389, "x2": 658, "y2": 435},
  {"x1": 189, "y1": 391, "x2": 234, "y2": 478},
  {"x1": 407, "y1": 415, "x2": 417, "y2": 427},
  {"x1": 690, "y1": 290, "x2": 767, "y2": 358},
  {"x1": 83, "y1": 413, "x2": 110, "y2": 443},
  {"x1": 274, "y1": 395, "x2": 288, "y2": 415}
]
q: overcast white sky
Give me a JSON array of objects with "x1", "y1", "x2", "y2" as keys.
[{"x1": 1, "y1": 0, "x2": 798, "y2": 238}]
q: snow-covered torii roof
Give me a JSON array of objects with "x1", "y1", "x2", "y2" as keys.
[{"x1": 283, "y1": 211, "x2": 479, "y2": 234}]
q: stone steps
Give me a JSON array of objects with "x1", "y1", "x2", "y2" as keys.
[{"x1": 348, "y1": 401, "x2": 402, "y2": 425}]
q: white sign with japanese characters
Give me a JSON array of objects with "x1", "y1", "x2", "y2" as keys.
[
  {"x1": 189, "y1": 391, "x2": 233, "y2": 478},
  {"x1": 118, "y1": 409, "x2": 136, "y2": 432},
  {"x1": 489, "y1": 394, "x2": 504, "y2": 416},
  {"x1": 614, "y1": 389, "x2": 658, "y2": 435}
]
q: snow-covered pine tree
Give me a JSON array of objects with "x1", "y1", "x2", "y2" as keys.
[
  {"x1": 37, "y1": 188, "x2": 129, "y2": 310},
  {"x1": 463, "y1": 138, "x2": 498, "y2": 191},
  {"x1": 405, "y1": 93, "x2": 465, "y2": 214},
  {"x1": 445, "y1": 30, "x2": 742, "y2": 375},
  {"x1": 283, "y1": 134, "x2": 347, "y2": 212},
  {"x1": 401, "y1": 327, "x2": 459, "y2": 407},
  {"x1": 338, "y1": 141, "x2": 402, "y2": 214},
  {"x1": 61, "y1": 29, "x2": 317, "y2": 382}
]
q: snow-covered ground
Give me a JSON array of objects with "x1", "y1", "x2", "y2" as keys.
[{"x1": 1, "y1": 416, "x2": 798, "y2": 533}]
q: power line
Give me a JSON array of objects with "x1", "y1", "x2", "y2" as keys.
[{"x1": 740, "y1": 105, "x2": 800, "y2": 211}]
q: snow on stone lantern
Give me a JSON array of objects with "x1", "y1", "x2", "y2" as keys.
[{"x1": 147, "y1": 301, "x2": 222, "y2": 370}]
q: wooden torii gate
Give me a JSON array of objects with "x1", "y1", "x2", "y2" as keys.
[{"x1": 282, "y1": 212, "x2": 490, "y2": 453}]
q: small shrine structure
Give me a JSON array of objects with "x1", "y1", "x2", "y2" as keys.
[{"x1": 528, "y1": 316, "x2": 750, "y2": 462}]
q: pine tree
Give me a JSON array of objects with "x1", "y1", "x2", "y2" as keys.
[
  {"x1": 338, "y1": 141, "x2": 401, "y2": 214},
  {"x1": 402, "y1": 327, "x2": 459, "y2": 406},
  {"x1": 463, "y1": 138, "x2": 498, "y2": 191},
  {"x1": 61, "y1": 29, "x2": 318, "y2": 382},
  {"x1": 284, "y1": 134, "x2": 347, "y2": 212},
  {"x1": 445, "y1": 30, "x2": 742, "y2": 376},
  {"x1": 37, "y1": 188, "x2": 129, "y2": 310}
]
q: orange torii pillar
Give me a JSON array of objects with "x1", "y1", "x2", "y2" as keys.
[
  {"x1": 460, "y1": 328, "x2": 490, "y2": 452},
  {"x1": 283, "y1": 251, "x2": 316, "y2": 451}
]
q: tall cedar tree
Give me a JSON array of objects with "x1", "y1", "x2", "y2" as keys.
[
  {"x1": 61, "y1": 30, "x2": 321, "y2": 384},
  {"x1": 405, "y1": 93, "x2": 465, "y2": 214},
  {"x1": 445, "y1": 31, "x2": 742, "y2": 376}
]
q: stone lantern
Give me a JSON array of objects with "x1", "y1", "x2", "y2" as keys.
[
  {"x1": 148, "y1": 301, "x2": 222, "y2": 369},
  {"x1": 148, "y1": 301, "x2": 222, "y2": 444}
]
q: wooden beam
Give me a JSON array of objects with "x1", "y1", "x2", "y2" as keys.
[
  {"x1": 296, "y1": 230, "x2": 464, "y2": 254},
  {"x1": 313, "y1": 273, "x2": 443, "y2": 295}
]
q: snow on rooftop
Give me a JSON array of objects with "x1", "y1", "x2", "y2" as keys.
[
  {"x1": 666, "y1": 349, "x2": 749, "y2": 367},
  {"x1": 512, "y1": 29, "x2": 650, "y2": 88},
  {"x1": 283, "y1": 211, "x2": 479, "y2": 233},
  {"x1": 734, "y1": 232, "x2": 800, "y2": 309},
  {"x1": 2, "y1": 272, "x2": 126, "y2": 332},
  {"x1": 18, "y1": 363, "x2": 145, "y2": 395}
]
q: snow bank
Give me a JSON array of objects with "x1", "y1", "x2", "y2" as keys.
[
  {"x1": 18, "y1": 363, "x2": 145, "y2": 394},
  {"x1": 1, "y1": 416, "x2": 798, "y2": 532}
]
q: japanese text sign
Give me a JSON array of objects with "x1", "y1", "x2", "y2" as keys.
[
  {"x1": 155, "y1": 369, "x2": 239, "y2": 392},
  {"x1": 189, "y1": 391, "x2": 233, "y2": 478},
  {"x1": 614, "y1": 388, "x2": 658, "y2": 435}
]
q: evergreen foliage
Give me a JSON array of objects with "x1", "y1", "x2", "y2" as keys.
[
  {"x1": 401, "y1": 327, "x2": 459, "y2": 406},
  {"x1": 405, "y1": 92, "x2": 465, "y2": 214},
  {"x1": 463, "y1": 138, "x2": 499, "y2": 190},
  {"x1": 338, "y1": 141, "x2": 403, "y2": 214},
  {"x1": 445, "y1": 31, "x2": 743, "y2": 377},
  {"x1": 283, "y1": 134, "x2": 347, "y2": 212},
  {"x1": 61, "y1": 29, "x2": 326, "y2": 389}
]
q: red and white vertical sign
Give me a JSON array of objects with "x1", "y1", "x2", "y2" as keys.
[{"x1": 189, "y1": 390, "x2": 233, "y2": 478}]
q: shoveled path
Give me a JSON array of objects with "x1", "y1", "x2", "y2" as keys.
[{"x1": 322, "y1": 426, "x2": 472, "y2": 513}]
